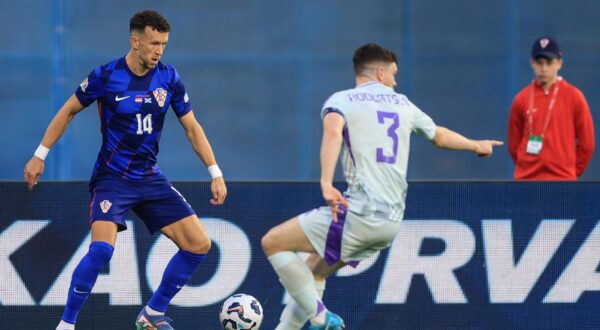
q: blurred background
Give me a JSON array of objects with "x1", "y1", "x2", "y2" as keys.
[{"x1": 2, "y1": 0, "x2": 599, "y2": 181}]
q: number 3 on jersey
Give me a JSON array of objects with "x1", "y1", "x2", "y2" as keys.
[
  {"x1": 136, "y1": 113, "x2": 153, "y2": 135},
  {"x1": 376, "y1": 111, "x2": 399, "y2": 164}
]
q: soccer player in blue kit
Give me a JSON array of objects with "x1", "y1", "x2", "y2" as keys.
[{"x1": 23, "y1": 10, "x2": 226, "y2": 330}]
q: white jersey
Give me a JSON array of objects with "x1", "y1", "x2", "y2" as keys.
[{"x1": 321, "y1": 81, "x2": 437, "y2": 221}]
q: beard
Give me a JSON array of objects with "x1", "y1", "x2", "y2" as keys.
[{"x1": 142, "y1": 60, "x2": 156, "y2": 70}]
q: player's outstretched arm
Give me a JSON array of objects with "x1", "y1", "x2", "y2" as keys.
[
  {"x1": 178, "y1": 111, "x2": 227, "y2": 205},
  {"x1": 320, "y1": 113, "x2": 348, "y2": 222},
  {"x1": 23, "y1": 95, "x2": 85, "y2": 190},
  {"x1": 432, "y1": 126, "x2": 503, "y2": 158}
]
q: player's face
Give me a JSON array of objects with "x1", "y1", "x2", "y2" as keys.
[
  {"x1": 133, "y1": 26, "x2": 169, "y2": 70},
  {"x1": 530, "y1": 57, "x2": 562, "y2": 85},
  {"x1": 380, "y1": 62, "x2": 398, "y2": 89}
]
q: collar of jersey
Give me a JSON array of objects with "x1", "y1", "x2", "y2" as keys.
[
  {"x1": 122, "y1": 56, "x2": 157, "y2": 79},
  {"x1": 357, "y1": 81, "x2": 383, "y2": 88}
]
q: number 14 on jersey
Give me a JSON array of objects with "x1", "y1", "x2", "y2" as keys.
[{"x1": 136, "y1": 113, "x2": 153, "y2": 135}]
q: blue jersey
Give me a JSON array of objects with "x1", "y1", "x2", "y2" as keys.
[{"x1": 75, "y1": 57, "x2": 192, "y2": 180}]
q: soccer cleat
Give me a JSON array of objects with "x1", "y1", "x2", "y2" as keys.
[
  {"x1": 308, "y1": 311, "x2": 345, "y2": 330},
  {"x1": 135, "y1": 308, "x2": 175, "y2": 330}
]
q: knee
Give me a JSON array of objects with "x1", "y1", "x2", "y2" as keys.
[
  {"x1": 89, "y1": 241, "x2": 114, "y2": 264},
  {"x1": 197, "y1": 236, "x2": 212, "y2": 254},
  {"x1": 261, "y1": 230, "x2": 280, "y2": 256},
  {"x1": 187, "y1": 235, "x2": 212, "y2": 254}
]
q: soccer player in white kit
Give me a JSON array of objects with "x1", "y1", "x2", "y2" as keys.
[{"x1": 261, "y1": 43, "x2": 503, "y2": 330}]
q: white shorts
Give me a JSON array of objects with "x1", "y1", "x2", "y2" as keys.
[{"x1": 298, "y1": 206, "x2": 401, "y2": 267}]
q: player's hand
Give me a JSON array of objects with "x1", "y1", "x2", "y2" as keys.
[
  {"x1": 321, "y1": 184, "x2": 349, "y2": 223},
  {"x1": 474, "y1": 140, "x2": 504, "y2": 158},
  {"x1": 210, "y1": 176, "x2": 227, "y2": 205},
  {"x1": 24, "y1": 156, "x2": 45, "y2": 191}
]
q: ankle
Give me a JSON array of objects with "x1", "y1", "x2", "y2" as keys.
[
  {"x1": 56, "y1": 319, "x2": 75, "y2": 330},
  {"x1": 145, "y1": 305, "x2": 165, "y2": 316},
  {"x1": 309, "y1": 302, "x2": 327, "y2": 325}
]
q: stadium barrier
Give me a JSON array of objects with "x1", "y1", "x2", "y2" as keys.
[{"x1": 1, "y1": 181, "x2": 599, "y2": 329}]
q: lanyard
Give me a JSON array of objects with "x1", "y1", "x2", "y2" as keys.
[{"x1": 527, "y1": 79, "x2": 561, "y2": 137}]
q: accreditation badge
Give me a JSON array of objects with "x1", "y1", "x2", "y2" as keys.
[{"x1": 526, "y1": 135, "x2": 543, "y2": 155}]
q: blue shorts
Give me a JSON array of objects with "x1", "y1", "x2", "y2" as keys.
[{"x1": 89, "y1": 173, "x2": 196, "y2": 234}]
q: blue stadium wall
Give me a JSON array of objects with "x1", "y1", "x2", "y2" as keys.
[
  {"x1": 2, "y1": 0, "x2": 600, "y2": 181},
  {"x1": 1, "y1": 181, "x2": 600, "y2": 329}
]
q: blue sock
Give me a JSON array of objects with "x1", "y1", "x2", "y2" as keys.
[
  {"x1": 148, "y1": 250, "x2": 206, "y2": 312},
  {"x1": 62, "y1": 241, "x2": 114, "y2": 324}
]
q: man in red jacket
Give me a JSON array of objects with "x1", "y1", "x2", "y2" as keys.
[{"x1": 508, "y1": 36, "x2": 595, "y2": 180}]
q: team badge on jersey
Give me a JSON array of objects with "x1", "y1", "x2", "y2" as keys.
[
  {"x1": 80, "y1": 78, "x2": 89, "y2": 93},
  {"x1": 100, "y1": 200, "x2": 112, "y2": 214},
  {"x1": 153, "y1": 88, "x2": 167, "y2": 107}
]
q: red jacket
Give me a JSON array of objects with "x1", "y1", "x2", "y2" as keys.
[{"x1": 508, "y1": 78, "x2": 595, "y2": 180}]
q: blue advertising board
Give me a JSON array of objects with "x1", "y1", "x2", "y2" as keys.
[{"x1": 1, "y1": 182, "x2": 600, "y2": 329}]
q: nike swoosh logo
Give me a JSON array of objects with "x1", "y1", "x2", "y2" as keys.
[
  {"x1": 73, "y1": 288, "x2": 89, "y2": 294},
  {"x1": 115, "y1": 95, "x2": 130, "y2": 101},
  {"x1": 176, "y1": 285, "x2": 184, "y2": 289}
]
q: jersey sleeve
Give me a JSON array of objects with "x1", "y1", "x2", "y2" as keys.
[
  {"x1": 407, "y1": 98, "x2": 437, "y2": 140},
  {"x1": 170, "y1": 69, "x2": 193, "y2": 118},
  {"x1": 321, "y1": 92, "x2": 346, "y2": 119},
  {"x1": 74, "y1": 66, "x2": 104, "y2": 107}
]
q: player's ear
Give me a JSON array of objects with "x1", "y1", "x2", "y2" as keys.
[
  {"x1": 376, "y1": 66, "x2": 384, "y2": 82},
  {"x1": 131, "y1": 35, "x2": 139, "y2": 50}
]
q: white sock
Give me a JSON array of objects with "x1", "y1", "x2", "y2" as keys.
[
  {"x1": 145, "y1": 305, "x2": 164, "y2": 316},
  {"x1": 56, "y1": 320, "x2": 75, "y2": 330},
  {"x1": 268, "y1": 252, "x2": 322, "y2": 319},
  {"x1": 315, "y1": 280, "x2": 326, "y2": 298},
  {"x1": 276, "y1": 280, "x2": 326, "y2": 330}
]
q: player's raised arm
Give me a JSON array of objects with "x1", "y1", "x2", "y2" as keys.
[
  {"x1": 432, "y1": 126, "x2": 504, "y2": 157},
  {"x1": 23, "y1": 95, "x2": 85, "y2": 190},
  {"x1": 177, "y1": 111, "x2": 227, "y2": 205}
]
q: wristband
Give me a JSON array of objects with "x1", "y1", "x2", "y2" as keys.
[
  {"x1": 34, "y1": 144, "x2": 50, "y2": 161},
  {"x1": 208, "y1": 164, "x2": 223, "y2": 179}
]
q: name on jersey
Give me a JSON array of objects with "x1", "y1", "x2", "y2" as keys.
[{"x1": 347, "y1": 92, "x2": 407, "y2": 105}]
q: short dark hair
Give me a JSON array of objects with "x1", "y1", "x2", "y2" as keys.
[
  {"x1": 353, "y1": 43, "x2": 398, "y2": 75},
  {"x1": 130, "y1": 10, "x2": 170, "y2": 33}
]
